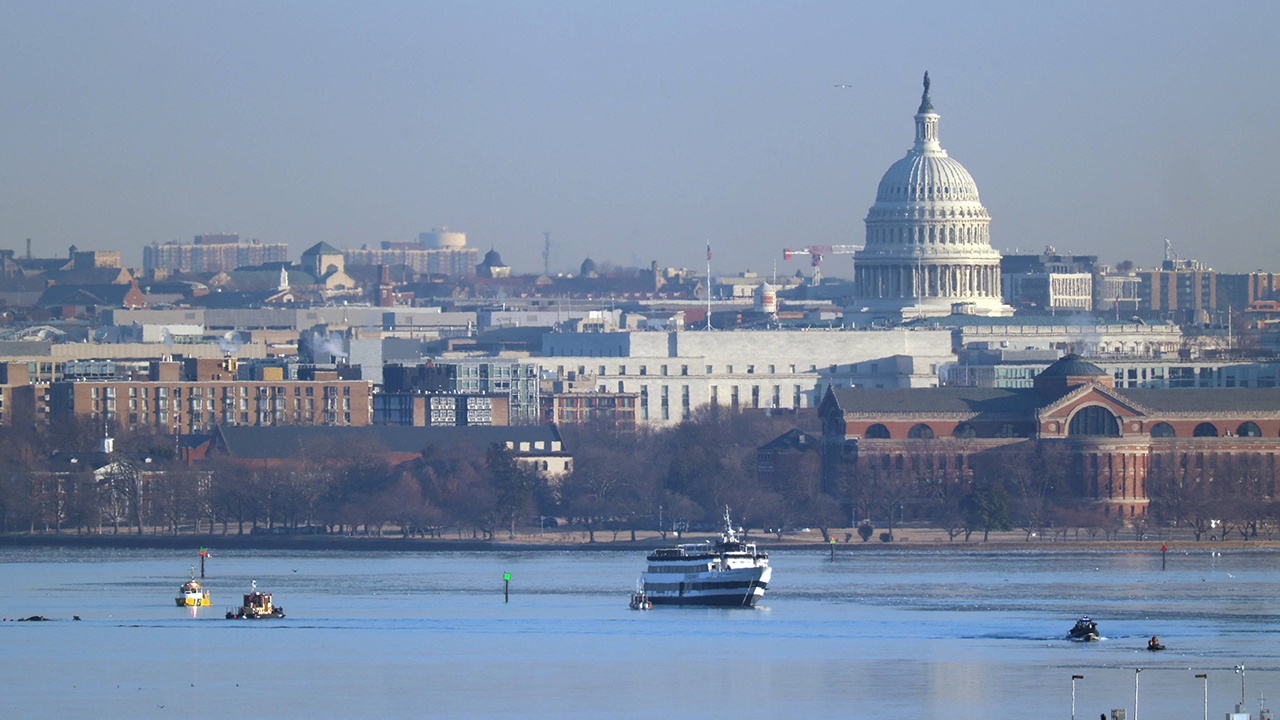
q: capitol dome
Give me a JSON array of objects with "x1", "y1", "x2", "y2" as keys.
[{"x1": 850, "y1": 73, "x2": 1012, "y2": 321}]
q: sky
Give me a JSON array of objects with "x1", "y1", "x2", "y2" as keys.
[{"x1": 2, "y1": 1, "x2": 1278, "y2": 276}]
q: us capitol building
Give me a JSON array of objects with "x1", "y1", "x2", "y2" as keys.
[{"x1": 849, "y1": 73, "x2": 1013, "y2": 321}]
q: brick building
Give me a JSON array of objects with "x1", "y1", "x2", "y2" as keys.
[
  {"x1": 820, "y1": 354, "x2": 1280, "y2": 519},
  {"x1": 49, "y1": 358, "x2": 373, "y2": 433}
]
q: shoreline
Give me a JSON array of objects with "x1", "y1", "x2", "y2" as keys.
[{"x1": 3, "y1": 529, "x2": 1278, "y2": 553}]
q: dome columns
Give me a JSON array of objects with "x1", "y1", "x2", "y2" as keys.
[{"x1": 856, "y1": 261, "x2": 1001, "y2": 300}]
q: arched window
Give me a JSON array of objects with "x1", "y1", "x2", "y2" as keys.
[
  {"x1": 1237, "y1": 422, "x2": 1261, "y2": 437},
  {"x1": 953, "y1": 422, "x2": 977, "y2": 439},
  {"x1": 908, "y1": 423, "x2": 935, "y2": 440},
  {"x1": 1068, "y1": 406, "x2": 1120, "y2": 437},
  {"x1": 1150, "y1": 422, "x2": 1175, "y2": 438},
  {"x1": 1193, "y1": 422, "x2": 1218, "y2": 437},
  {"x1": 865, "y1": 424, "x2": 890, "y2": 439}
]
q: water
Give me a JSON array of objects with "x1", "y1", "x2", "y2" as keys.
[{"x1": 2, "y1": 545, "x2": 1277, "y2": 719}]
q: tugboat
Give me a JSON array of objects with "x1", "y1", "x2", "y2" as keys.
[
  {"x1": 176, "y1": 567, "x2": 211, "y2": 607},
  {"x1": 629, "y1": 580, "x2": 652, "y2": 610},
  {"x1": 225, "y1": 580, "x2": 285, "y2": 620},
  {"x1": 1067, "y1": 616, "x2": 1100, "y2": 641},
  {"x1": 640, "y1": 508, "x2": 771, "y2": 607}
]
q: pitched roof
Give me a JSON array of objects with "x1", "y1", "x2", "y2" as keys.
[
  {"x1": 302, "y1": 242, "x2": 343, "y2": 256},
  {"x1": 827, "y1": 386, "x2": 1046, "y2": 417},
  {"x1": 37, "y1": 283, "x2": 137, "y2": 308},
  {"x1": 758, "y1": 428, "x2": 819, "y2": 452},
  {"x1": 1115, "y1": 388, "x2": 1280, "y2": 415},
  {"x1": 211, "y1": 424, "x2": 566, "y2": 460}
]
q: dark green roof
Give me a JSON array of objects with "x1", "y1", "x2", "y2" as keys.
[{"x1": 1038, "y1": 353, "x2": 1107, "y2": 378}]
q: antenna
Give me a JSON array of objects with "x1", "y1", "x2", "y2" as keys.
[
  {"x1": 706, "y1": 240, "x2": 712, "y2": 331},
  {"x1": 542, "y1": 232, "x2": 551, "y2": 276}
]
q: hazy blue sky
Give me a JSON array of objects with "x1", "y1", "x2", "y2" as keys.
[{"x1": 2, "y1": 1, "x2": 1277, "y2": 275}]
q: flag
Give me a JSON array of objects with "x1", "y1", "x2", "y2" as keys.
[{"x1": 706, "y1": 242, "x2": 711, "y2": 262}]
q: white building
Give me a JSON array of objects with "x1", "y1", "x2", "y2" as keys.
[
  {"x1": 850, "y1": 73, "x2": 1013, "y2": 322},
  {"x1": 541, "y1": 328, "x2": 954, "y2": 425}
]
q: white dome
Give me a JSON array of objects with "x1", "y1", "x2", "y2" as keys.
[
  {"x1": 874, "y1": 152, "x2": 981, "y2": 204},
  {"x1": 850, "y1": 73, "x2": 1011, "y2": 321}
]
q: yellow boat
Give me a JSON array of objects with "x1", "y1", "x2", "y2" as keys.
[{"x1": 176, "y1": 568, "x2": 211, "y2": 607}]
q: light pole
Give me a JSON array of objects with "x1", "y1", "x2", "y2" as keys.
[
  {"x1": 1195, "y1": 673, "x2": 1208, "y2": 720},
  {"x1": 1236, "y1": 664, "x2": 1246, "y2": 707},
  {"x1": 1134, "y1": 668, "x2": 1142, "y2": 720},
  {"x1": 1071, "y1": 674, "x2": 1084, "y2": 720}
]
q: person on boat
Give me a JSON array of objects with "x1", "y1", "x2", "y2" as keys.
[{"x1": 1148, "y1": 635, "x2": 1162, "y2": 650}]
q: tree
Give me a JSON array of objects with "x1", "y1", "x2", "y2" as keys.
[
  {"x1": 960, "y1": 482, "x2": 1010, "y2": 542},
  {"x1": 487, "y1": 445, "x2": 542, "y2": 540}
]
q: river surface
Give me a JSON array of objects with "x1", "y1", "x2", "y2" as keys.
[{"x1": 2, "y1": 544, "x2": 1278, "y2": 719}]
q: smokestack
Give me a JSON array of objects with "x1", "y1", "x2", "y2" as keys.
[
  {"x1": 25, "y1": 238, "x2": 31, "y2": 259},
  {"x1": 378, "y1": 264, "x2": 394, "y2": 307}
]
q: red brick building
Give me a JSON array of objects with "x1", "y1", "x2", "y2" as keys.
[
  {"x1": 48, "y1": 358, "x2": 373, "y2": 433},
  {"x1": 820, "y1": 354, "x2": 1280, "y2": 519}
]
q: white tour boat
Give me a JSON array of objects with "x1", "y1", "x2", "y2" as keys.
[{"x1": 640, "y1": 509, "x2": 771, "y2": 607}]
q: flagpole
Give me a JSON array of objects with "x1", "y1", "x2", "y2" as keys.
[{"x1": 706, "y1": 240, "x2": 712, "y2": 331}]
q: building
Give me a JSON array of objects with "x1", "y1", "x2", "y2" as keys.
[
  {"x1": 1000, "y1": 248, "x2": 1099, "y2": 312},
  {"x1": 0, "y1": 362, "x2": 37, "y2": 425},
  {"x1": 820, "y1": 354, "x2": 1280, "y2": 520},
  {"x1": 383, "y1": 361, "x2": 540, "y2": 424},
  {"x1": 48, "y1": 358, "x2": 373, "y2": 433},
  {"x1": 373, "y1": 392, "x2": 509, "y2": 427},
  {"x1": 1135, "y1": 268, "x2": 1218, "y2": 323},
  {"x1": 539, "y1": 370, "x2": 638, "y2": 429},
  {"x1": 850, "y1": 73, "x2": 1013, "y2": 322},
  {"x1": 476, "y1": 249, "x2": 511, "y2": 279},
  {"x1": 541, "y1": 328, "x2": 954, "y2": 426},
  {"x1": 143, "y1": 235, "x2": 289, "y2": 274},
  {"x1": 344, "y1": 228, "x2": 478, "y2": 278}
]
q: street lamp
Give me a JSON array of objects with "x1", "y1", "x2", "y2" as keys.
[
  {"x1": 1236, "y1": 664, "x2": 1246, "y2": 707},
  {"x1": 1195, "y1": 673, "x2": 1208, "y2": 720},
  {"x1": 1134, "y1": 668, "x2": 1142, "y2": 720},
  {"x1": 1071, "y1": 674, "x2": 1084, "y2": 720}
]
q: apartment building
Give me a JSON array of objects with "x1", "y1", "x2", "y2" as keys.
[{"x1": 48, "y1": 358, "x2": 372, "y2": 433}]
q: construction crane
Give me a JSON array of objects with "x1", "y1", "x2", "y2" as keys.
[{"x1": 782, "y1": 244, "x2": 862, "y2": 283}]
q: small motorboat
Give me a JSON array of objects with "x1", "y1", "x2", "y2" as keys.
[
  {"x1": 629, "y1": 581, "x2": 652, "y2": 610},
  {"x1": 1067, "y1": 616, "x2": 1100, "y2": 642},
  {"x1": 1146, "y1": 635, "x2": 1165, "y2": 651},
  {"x1": 176, "y1": 567, "x2": 211, "y2": 607},
  {"x1": 225, "y1": 580, "x2": 285, "y2": 620}
]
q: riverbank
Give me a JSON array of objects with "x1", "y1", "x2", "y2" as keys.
[{"x1": 3, "y1": 526, "x2": 1277, "y2": 552}]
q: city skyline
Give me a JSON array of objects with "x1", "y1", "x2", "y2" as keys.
[{"x1": 2, "y1": 1, "x2": 1277, "y2": 275}]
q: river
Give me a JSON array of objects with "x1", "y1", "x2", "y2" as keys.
[{"x1": 2, "y1": 544, "x2": 1277, "y2": 719}]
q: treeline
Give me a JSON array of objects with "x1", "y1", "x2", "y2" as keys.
[
  {"x1": 1, "y1": 411, "x2": 1274, "y2": 542},
  {"x1": 0, "y1": 410, "x2": 821, "y2": 540}
]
